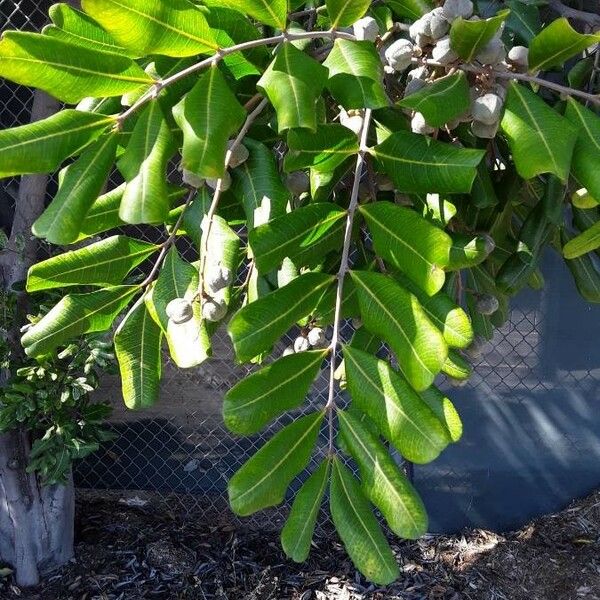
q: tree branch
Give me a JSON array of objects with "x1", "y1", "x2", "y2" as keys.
[
  {"x1": 547, "y1": 0, "x2": 600, "y2": 29},
  {"x1": 325, "y1": 108, "x2": 373, "y2": 456}
]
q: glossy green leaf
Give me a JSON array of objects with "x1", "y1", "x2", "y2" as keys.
[
  {"x1": 350, "y1": 270, "x2": 448, "y2": 391},
  {"x1": 420, "y1": 292, "x2": 473, "y2": 349},
  {"x1": 329, "y1": 458, "x2": 399, "y2": 586},
  {"x1": 505, "y1": 0, "x2": 540, "y2": 43},
  {"x1": 224, "y1": 349, "x2": 326, "y2": 435},
  {"x1": 0, "y1": 31, "x2": 152, "y2": 103},
  {"x1": 81, "y1": 0, "x2": 218, "y2": 57},
  {"x1": 22, "y1": 286, "x2": 138, "y2": 357},
  {"x1": 338, "y1": 409, "x2": 428, "y2": 539},
  {"x1": 572, "y1": 188, "x2": 598, "y2": 210},
  {"x1": 563, "y1": 221, "x2": 600, "y2": 259},
  {"x1": 249, "y1": 203, "x2": 347, "y2": 273},
  {"x1": 561, "y1": 231, "x2": 600, "y2": 302},
  {"x1": 442, "y1": 349, "x2": 472, "y2": 380},
  {"x1": 114, "y1": 300, "x2": 163, "y2": 409},
  {"x1": 0, "y1": 110, "x2": 113, "y2": 178},
  {"x1": 564, "y1": 99, "x2": 600, "y2": 201},
  {"x1": 45, "y1": 2, "x2": 133, "y2": 56},
  {"x1": 419, "y1": 385, "x2": 462, "y2": 442},
  {"x1": 447, "y1": 233, "x2": 494, "y2": 270},
  {"x1": 32, "y1": 134, "x2": 118, "y2": 245},
  {"x1": 322, "y1": 39, "x2": 387, "y2": 110},
  {"x1": 500, "y1": 82, "x2": 577, "y2": 182},
  {"x1": 281, "y1": 459, "x2": 330, "y2": 563},
  {"x1": 343, "y1": 346, "x2": 451, "y2": 463},
  {"x1": 360, "y1": 201, "x2": 452, "y2": 296},
  {"x1": 173, "y1": 66, "x2": 246, "y2": 179},
  {"x1": 257, "y1": 43, "x2": 328, "y2": 133},
  {"x1": 215, "y1": 0, "x2": 288, "y2": 29},
  {"x1": 370, "y1": 131, "x2": 485, "y2": 194},
  {"x1": 228, "y1": 411, "x2": 324, "y2": 515},
  {"x1": 228, "y1": 272, "x2": 335, "y2": 362},
  {"x1": 118, "y1": 102, "x2": 176, "y2": 224},
  {"x1": 449, "y1": 9, "x2": 509, "y2": 62},
  {"x1": 148, "y1": 247, "x2": 211, "y2": 369},
  {"x1": 232, "y1": 138, "x2": 290, "y2": 231},
  {"x1": 326, "y1": 0, "x2": 370, "y2": 27},
  {"x1": 284, "y1": 124, "x2": 359, "y2": 173},
  {"x1": 27, "y1": 235, "x2": 158, "y2": 292},
  {"x1": 398, "y1": 72, "x2": 470, "y2": 128},
  {"x1": 528, "y1": 18, "x2": 600, "y2": 72}
]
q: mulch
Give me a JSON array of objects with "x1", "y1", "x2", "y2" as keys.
[{"x1": 2, "y1": 489, "x2": 599, "y2": 600}]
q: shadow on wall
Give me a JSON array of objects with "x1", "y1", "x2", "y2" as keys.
[{"x1": 419, "y1": 249, "x2": 600, "y2": 533}]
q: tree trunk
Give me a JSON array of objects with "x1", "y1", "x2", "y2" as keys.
[{"x1": 0, "y1": 90, "x2": 75, "y2": 587}]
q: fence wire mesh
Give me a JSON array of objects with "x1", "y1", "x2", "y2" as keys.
[{"x1": 1, "y1": 1, "x2": 598, "y2": 532}]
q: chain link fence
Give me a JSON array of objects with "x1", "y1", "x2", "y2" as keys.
[{"x1": 2, "y1": 1, "x2": 599, "y2": 533}]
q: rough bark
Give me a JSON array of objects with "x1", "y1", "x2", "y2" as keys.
[{"x1": 0, "y1": 89, "x2": 76, "y2": 587}]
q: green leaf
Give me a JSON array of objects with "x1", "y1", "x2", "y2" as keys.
[
  {"x1": 45, "y1": 2, "x2": 133, "y2": 56},
  {"x1": 81, "y1": 0, "x2": 218, "y2": 57},
  {"x1": 360, "y1": 201, "x2": 452, "y2": 296},
  {"x1": 0, "y1": 31, "x2": 152, "y2": 104},
  {"x1": 500, "y1": 82, "x2": 577, "y2": 182},
  {"x1": 329, "y1": 458, "x2": 399, "y2": 586},
  {"x1": 257, "y1": 43, "x2": 328, "y2": 133},
  {"x1": 224, "y1": 350, "x2": 327, "y2": 435},
  {"x1": 27, "y1": 235, "x2": 158, "y2": 292},
  {"x1": 322, "y1": 39, "x2": 388, "y2": 110},
  {"x1": 505, "y1": 0, "x2": 540, "y2": 43},
  {"x1": 561, "y1": 231, "x2": 600, "y2": 302},
  {"x1": 148, "y1": 247, "x2": 211, "y2": 368},
  {"x1": 419, "y1": 385, "x2": 462, "y2": 442},
  {"x1": 564, "y1": 99, "x2": 600, "y2": 202},
  {"x1": 249, "y1": 203, "x2": 347, "y2": 273},
  {"x1": 114, "y1": 300, "x2": 162, "y2": 409},
  {"x1": 385, "y1": 0, "x2": 431, "y2": 20},
  {"x1": 0, "y1": 110, "x2": 113, "y2": 178},
  {"x1": 343, "y1": 346, "x2": 451, "y2": 463},
  {"x1": 214, "y1": 0, "x2": 288, "y2": 29},
  {"x1": 284, "y1": 124, "x2": 359, "y2": 173},
  {"x1": 32, "y1": 134, "x2": 118, "y2": 245},
  {"x1": 528, "y1": 18, "x2": 600, "y2": 72},
  {"x1": 370, "y1": 131, "x2": 485, "y2": 194},
  {"x1": 22, "y1": 286, "x2": 138, "y2": 357},
  {"x1": 563, "y1": 221, "x2": 600, "y2": 259},
  {"x1": 449, "y1": 9, "x2": 510, "y2": 62},
  {"x1": 118, "y1": 102, "x2": 176, "y2": 224},
  {"x1": 350, "y1": 270, "x2": 447, "y2": 391},
  {"x1": 232, "y1": 138, "x2": 290, "y2": 231},
  {"x1": 421, "y1": 293, "x2": 473, "y2": 349},
  {"x1": 173, "y1": 66, "x2": 246, "y2": 179},
  {"x1": 228, "y1": 272, "x2": 335, "y2": 362},
  {"x1": 281, "y1": 459, "x2": 330, "y2": 563},
  {"x1": 338, "y1": 409, "x2": 428, "y2": 538},
  {"x1": 442, "y1": 349, "x2": 471, "y2": 380},
  {"x1": 228, "y1": 411, "x2": 324, "y2": 515},
  {"x1": 326, "y1": 0, "x2": 370, "y2": 27},
  {"x1": 447, "y1": 233, "x2": 494, "y2": 270},
  {"x1": 398, "y1": 72, "x2": 470, "y2": 128}
]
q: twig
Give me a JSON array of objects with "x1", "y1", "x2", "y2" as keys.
[
  {"x1": 196, "y1": 98, "x2": 270, "y2": 299},
  {"x1": 117, "y1": 30, "x2": 355, "y2": 127},
  {"x1": 421, "y1": 58, "x2": 600, "y2": 105},
  {"x1": 325, "y1": 108, "x2": 373, "y2": 456},
  {"x1": 547, "y1": 0, "x2": 600, "y2": 29}
]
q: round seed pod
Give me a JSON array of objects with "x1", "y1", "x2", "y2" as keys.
[
  {"x1": 471, "y1": 93, "x2": 503, "y2": 125},
  {"x1": 472, "y1": 119, "x2": 500, "y2": 139},
  {"x1": 507, "y1": 45, "x2": 529, "y2": 70},
  {"x1": 206, "y1": 170, "x2": 232, "y2": 192},
  {"x1": 285, "y1": 171, "x2": 310, "y2": 196},
  {"x1": 384, "y1": 38, "x2": 414, "y2": 72},
  {"x1": 464, "y1": 335, "x2": 489, "y2": 360},
  {"x1": 353, "y1": 16, "x2": 380, "y2": 41},
  {"x1": 404, "y1": 76, "x2": 427, "y2": 97},
  {"x1": 431, "y1": 36, "x2": 458, "y2": 65},
  {"x1": 182, "y1": 169, "x2": 205, "y2": 189},
  {"x1": 407, "y1": 65, "x2": 428, "y2": 81},
  {"x1": 166, "y1": 298, "x2": 194, "y2": 324},
  {"x1": 227, "y1": 141, "x2": 250, "y2": 168},
  {"x1": 376, "y1": 173, "x2": 395, "y2": 191},
  {"x1": 202, "y1": 298, "x2": 227, "y2": 322},
  {"x1": 351, "y1": 317, "x2": 363, "y2": 329},
  {"x1": 441, "y1": 0, "x2": 473, "y2": 22},
  {"x1": 481, "y1": 233, "x2": 496, "y2": 255},
  {"x1": 307, "y1": 327, "x2": 326, "y2": 347},
  {"x1": 411, "y1": 111, "x2": 435, "y2": 135},
  {"x1": 282, "y1": 345, "x2": 295, "y2": 357},
  {"x1": 293, "y1": 336, "x2": 310, "y2": 353},
  {"x1": 475, "y1": 36, "x2": 505, "y2": 65},
  {"x1": 429, "y1": 7, "x2": 450, "y2": 39},
  {"x1": 409, "y1": 15, "x2": 432, "y2": 40},
  {"x1": 205, "y1": 264, "x2": 233, "y2": 294},
  {"x1": 475, "y1": 293, "x2": 499, "y2": 315},
  {"x1": 339, "y1": 108, "x2": 364, "y2": 135}
]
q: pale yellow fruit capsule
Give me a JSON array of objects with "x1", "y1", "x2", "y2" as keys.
[{"x1": 166, "y1": 298, "x2": 194, "y2": 324}]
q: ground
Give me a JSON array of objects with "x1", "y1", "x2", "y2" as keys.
[{"x1": 2, "y1": 490, "x2": 599, "y2": 600}]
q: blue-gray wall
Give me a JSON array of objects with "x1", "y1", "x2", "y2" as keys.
[{"x1": 419, "y1": 250, "x2": 600, "y2": 533}]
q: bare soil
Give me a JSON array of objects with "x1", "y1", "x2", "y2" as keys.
[{"x1": 2, "y1": 489, "x2": 599, "y2": 600}]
